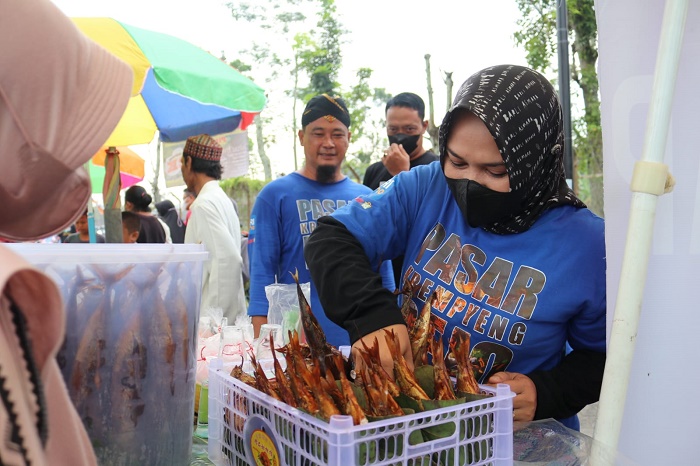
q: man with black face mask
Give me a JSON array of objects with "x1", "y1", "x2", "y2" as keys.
[
  {"x1": 362, "y1": 92, "x2": 439, "y2": 191},
  {"x1": 247, "y1": 94, "x2": 395, "y2": 346},
  {"x1": 363, "y1": 93, "x2": 439, "y2": 285}
]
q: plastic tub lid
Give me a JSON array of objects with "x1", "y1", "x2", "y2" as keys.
[{"x1": 5, "y1": 243, "x2": 209, "y2": 264}]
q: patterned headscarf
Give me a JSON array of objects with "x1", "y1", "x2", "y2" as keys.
[{"x1": 439, "y1": 64, "x2": 585, "y2": 234}]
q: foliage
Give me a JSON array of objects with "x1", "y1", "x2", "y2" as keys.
[
  {"x1": 514, "y1": 0, "x2": 603, "y2": 216},
  {"x1": 227, "y1": 0, "x2": 387, "y2": 183},
  {"x1": 226, "y1": 0, "x2": 315, "y2": 181},
  {"x1": 219, "y1": 176, "x2": 268, "y2": 229}
]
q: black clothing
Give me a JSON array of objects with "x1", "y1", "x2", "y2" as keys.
[
  {"x1": 305, "y1": 216, "x2": 404, "y2": 344},
  {"x1": 155, "y1": 200, "x2": 186, "y2": 244},
  {"x1": 136, "y1": 214, "x2": 166, "y2": 244},
  {"x1": 362, "y1": 150, "x2": 439, "y2": 285},
  {"x1": 362, "y1": 150, "x2": 438, "y2": 190}
]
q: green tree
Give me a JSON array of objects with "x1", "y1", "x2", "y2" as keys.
[
  {"x1": 514, "y1": 0, "x2": 603, "y2": 216},
  {"x1": 298, "y1": 0, "x2": 345, "y2": 98},
  {"x1": 294, "y1": 0, "x2": 388, "y2": 181},
  {"x1": 227, "y1": 0, "x2": 314, "y2": 181}
]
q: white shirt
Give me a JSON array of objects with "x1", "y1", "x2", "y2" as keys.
[
  {"x1": 156, "y1": 217, "x2": 172, "y2": 244},
  {"x1": 185, "y1": 180, "x2": 246, "y2": 322}
]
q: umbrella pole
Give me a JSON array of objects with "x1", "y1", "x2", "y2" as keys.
[
  {"x1": 84, "y1": 162, "x2": 97, "y2": 243},
  {"x1": 591, "y1": 0, "x2": 687, "y2": 461},
  {"x1": 103, "y1": 147, "x2": 124, "y2": 243}
]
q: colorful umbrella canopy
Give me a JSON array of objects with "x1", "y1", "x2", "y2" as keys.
[
  {"x1": 89, "y1": 146, "x2": 145, "y2": 193},
  {"x1": 72, "y1": 18, "x2": 266, "y2": 145}
]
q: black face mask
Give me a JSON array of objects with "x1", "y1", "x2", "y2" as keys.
[
  {"x1": 388, "y1": 133, "x2": 420, "y2": 155},
  {"x1": 445, "y1": 177, "x2": 523, "y2": 229}
]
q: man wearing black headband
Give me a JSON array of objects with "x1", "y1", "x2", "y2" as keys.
[
  {"x1": 363, "y1": 92, "x2": 438, "y2": 191},
  {"x1": 247, "y1": 94, "x2": 396, "y2": 346}
]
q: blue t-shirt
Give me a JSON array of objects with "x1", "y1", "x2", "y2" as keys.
[
  {"x1": 332, "y1": 162, "x2": 606, "y2": 427},
  {"x1": 247, "y1": 173, "x2": 395, "y2": 347}
]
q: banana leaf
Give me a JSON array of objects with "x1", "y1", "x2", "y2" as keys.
[
  {"x1": 394, "y1": 393, "x2": 425, "y2": 413},
  {"x1": 414, "y1": 365, "x2": 436, "y2": 398}
]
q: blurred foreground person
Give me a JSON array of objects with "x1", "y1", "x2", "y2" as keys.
[
  {"x1": 0, "y1": 0, "x2": 132, "y2": 463},
  {"x1": 306, "y1": 65, "x2": 606, "y2": 430}
]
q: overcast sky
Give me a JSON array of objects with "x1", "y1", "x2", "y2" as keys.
[{"x1": 52, "y1": 0, "x2": 526, "y2": 176}]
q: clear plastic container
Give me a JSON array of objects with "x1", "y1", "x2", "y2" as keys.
[{"x1": 9, "y1": 243, "x2": 208, "y2": 466}]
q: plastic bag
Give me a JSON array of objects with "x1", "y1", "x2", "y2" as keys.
[
  {"x1": 265, "y1": 282, "x2": 309, "y2": 343},
  {"x1": 196, "y1": 307, "x2": 227, "y2": 383},
  {"x1": 513, "y1": 419, "x2": 639, "y2": 465}
]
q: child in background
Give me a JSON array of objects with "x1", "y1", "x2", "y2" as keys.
[
  {"x1": 64, "y1": 209, "x2": 106, "y2": 243},
  {"x1": 121, "y1": 211, "x2": 141, "y2": 243}
]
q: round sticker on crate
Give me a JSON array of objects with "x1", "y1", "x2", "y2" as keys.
[{"x1": 243, "y1": 414, "x2": 283, "y2": 466}]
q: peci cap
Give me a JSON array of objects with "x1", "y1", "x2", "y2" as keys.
[
  {"x1": 0, "y1": 0, "x2": 133, "y2": 241},
  {"x1": 183, "y1": 134, "x2": 223, "y2": 162}
]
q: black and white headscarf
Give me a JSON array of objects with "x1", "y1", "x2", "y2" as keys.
[{"x1": 439, "y1": 64, "x2": 585, "y2": 235}]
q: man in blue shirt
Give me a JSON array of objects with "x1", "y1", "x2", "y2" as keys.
[{"x1": 247, "y1": 94, "x2": 394, "y2": 347}]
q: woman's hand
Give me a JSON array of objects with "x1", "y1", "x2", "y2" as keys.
[
  {"x1": 487, "y1": 371, "x2": 537, "y2": 421},
  {"x1": 350, "y1": 324, "x2": 412, "y2": 380}
]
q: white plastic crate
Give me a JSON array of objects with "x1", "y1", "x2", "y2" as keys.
[{"x1": 207, "y1": 359, "x2": 514, "y2": 466}]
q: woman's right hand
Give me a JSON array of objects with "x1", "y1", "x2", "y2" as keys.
[{"x1": 350, "y1": 323, "x2": 413, "y2": 380}]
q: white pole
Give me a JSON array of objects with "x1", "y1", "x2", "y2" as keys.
[{"x1": 592, "y1": 0, "x2": 688, "y2": 461}]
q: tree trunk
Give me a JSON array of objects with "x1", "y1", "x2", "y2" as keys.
[
  {"x1": 293, "y1": 54, "x2": 300, "y2": 171},
  {"x1": 570, "y1": 0, "x2": 603, "y2": 216},
  {"x1": 255, "y1": 115, "x2": 273, "y2": 181},
  {"x1": 444, "y1": 71, "x2": 454, "y2": 111},
  {"x1": 424, "y1": 54, "x2": 440, "y2": 148},
  {"x1": 151, "y1": 144, "x2": 161, "y2": 204}
]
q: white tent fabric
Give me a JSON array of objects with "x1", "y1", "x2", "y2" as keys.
[{"x1": 596, "y1": 0, "x2": 699, "y2": 464}]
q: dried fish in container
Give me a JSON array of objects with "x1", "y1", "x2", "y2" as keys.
[
  {"x1": 287, "y1": 330, "x2": 337, "y2": 419},
  {"x1": 280, "y1": 342, "x2": 320, "y2": 417},
  {"x1": 320, "y1": 365, "x2": 344, "y2": 409},
  {"x1": 250, "y1": 351, "x2": 282, "y2": 401},
  {"x1": 270, "y1": 334, "x2": 297, "y2": 407},
  {"x1": 413, "y1": 319, "x2": 436, "y2": 368},
  {"x1": 398, "y1": 279, "x2": 418, "y2": 325},
  {"x1": 109, "y1": 282, "x2": 147, "y2": 436},
  {"x1": 357, "y1": 337, "x2": 399, "y2": 397},
  {"x1": 332, "y1": 354, "x2": 367, "y2": 425},
  {"x1": 165, "y1": 262, "x2": 195, "y2": 388},
  {"x1": 55, "y1": 266, "x2": 98, "y2": 374},
  {"x1": 367, "y1": 365, "x2": 404, "y2": 417},
  {"x1": 290, "y1": 269, "x2": 336, "y2": 377},
  {"x1": 310, "y1": 364, "x2": 342, "y2": 421},
  {"x1": 409, "y1": 290, "x2": 438, "y2": 367},
  {"x1": 358, "y1": 367, "x2": 384, "y2": 417},
  {"x1": 230, "y1": 365, "x2": 256, "y2": 387},
  {"x1": 451, "y1": 331, "x2": 480, "y2": 395},
  {"x1": 383, "y1": 329, "x2": 430, "y2": 403},
  {"x1": 430, "y1": 335, "x2": 456, "y2": 401}
]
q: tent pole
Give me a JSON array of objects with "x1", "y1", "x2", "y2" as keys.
[
  {"x1": 556, "y1": 0, "x2": 573, "y2": 182},
  {"x1": 592, "y1": 0, "x2": 688, "y2": 461}
]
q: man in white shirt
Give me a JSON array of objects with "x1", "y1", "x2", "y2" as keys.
[{"x1": 181, "y1": 134, "x2": 246, "y2": 322}]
